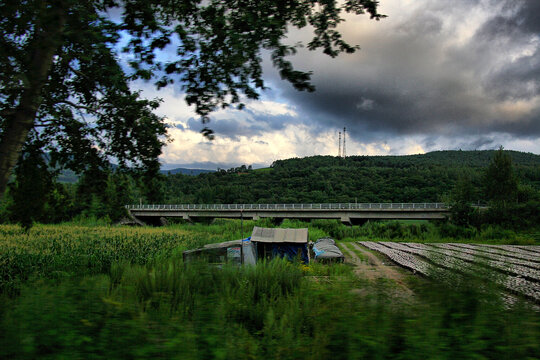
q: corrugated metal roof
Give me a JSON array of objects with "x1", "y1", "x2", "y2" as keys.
[
  {"x1": 250, "y1": 227, "x2": 308, "y2": 243},
  {"x1": 203, "y1": 240, "x2": 243, "y2": 249}
]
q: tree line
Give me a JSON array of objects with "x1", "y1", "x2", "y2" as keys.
[{"x1": 1, "y1": 148, "x2": 539, "y2": 230}]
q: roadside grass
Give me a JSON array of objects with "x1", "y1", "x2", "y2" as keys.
[
  {"x1": 1, "y1": 256, "x2": 539, "y2": 359},
  {"x1": 339, "y1": 242, "x2": 369, "y2": 263}
]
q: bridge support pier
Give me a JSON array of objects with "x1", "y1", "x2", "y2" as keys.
[
  {"x1": 135, "y1": 216, "x2": 166, "y2": 226},
  {"x1": 191, "y1": 217, "x2": 215, "y2": 224},
  {"x1": 350, "y1": 218, "x2": 368, "y2": 226}
]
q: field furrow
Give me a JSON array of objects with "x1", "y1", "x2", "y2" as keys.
[
  {"x1": 358, "y1": 241, "x2": 431, "y2": 276},
  {"x1": 428, "y1": 243, "x2": 540, "y2": 278},
  {"x1": 484, "y1": 244, "x2": 540, "y2": 258},
  {"x1": 362, "y1": 242, "x2": 540, "y2": 302},
  {"x1": 403, "y1": 243, "x2": 540, "y2": 283},
  {"x1": 449, "y1": 243, "x2": 540, "y2": 265}
]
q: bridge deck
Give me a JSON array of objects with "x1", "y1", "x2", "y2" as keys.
[
  {"x1": 127, "y1": 203, "x2": 450, "y2": 225},
  {"x1": 127, "y1": 202, "x2": 449, "y2": 211}
]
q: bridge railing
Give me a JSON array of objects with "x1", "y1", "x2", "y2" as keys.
[{"x1": 126, "y1": 203, "x2": 449, "y2": 211}]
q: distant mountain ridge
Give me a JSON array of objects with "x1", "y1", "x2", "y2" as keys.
[
  {"x1": 160, "y1": 168, "x2": 214, "y2": 176},
  {"x1": 56, "y1": 165, "x2": 214, "y2": 183}
]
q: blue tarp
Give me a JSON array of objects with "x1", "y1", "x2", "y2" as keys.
[
  {"x1": 312, "y1": 237, "x2": 344, "y2": 262},
  {"x1": 271, "y1": 243, "x2": 309, "y2": 264}
]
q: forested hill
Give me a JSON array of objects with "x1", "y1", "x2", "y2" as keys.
[{"x1": 162, "y1": 150, "x2": 540, "y2": 204}]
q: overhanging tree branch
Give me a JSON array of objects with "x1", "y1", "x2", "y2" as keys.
[
  {"x1": 57, "y1": 100, "x2": 104, "y2": 117},
  {"x1": 0, "y1": 0, "x2": 384, "y2": 203}
]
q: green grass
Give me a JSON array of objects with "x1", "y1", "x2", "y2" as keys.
[
  {"x1": 1, "y1": 256, "x2": 539, "y2": 359},
  {"x1": 340, "y1": 242, "x2": 369, "y2": 263},
  {"x1": 1, "y1": 221, "x2": 540, "y2": 359}
]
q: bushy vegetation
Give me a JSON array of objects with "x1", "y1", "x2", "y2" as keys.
[
  {"x1": 2, "y1": 149, "x2": 539, "y2": 230},
  {"x1": 162, "y1": 150, "x2": 540, "y2": 204},
  {"x1": 1, "y1": 221, "x2": 539, "y2": 358},
  {"x1": 1, "y1": 249, "x2": 539, "y2": 359}
]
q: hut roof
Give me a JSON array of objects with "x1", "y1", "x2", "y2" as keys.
[
  {"x1": 203, "y1": 240, "x2": 243, "y2": 249},
  {"x1": 250, "y1": 227, "x2": 308, "y2": 243}
]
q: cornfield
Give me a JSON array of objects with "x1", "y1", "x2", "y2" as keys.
[{"x1": 0, "y1": 224, "x2": 201, "y2": 295}]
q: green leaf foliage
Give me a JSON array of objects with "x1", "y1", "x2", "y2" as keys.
[{"x1": 0, "y1": 0, "x2": 384, "y2": 200}]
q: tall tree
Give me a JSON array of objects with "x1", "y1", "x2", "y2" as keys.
[
  {"x1": 0, "y1": 0, "x2": 383, "y2": 201},
  {"x1": 8, "y1": 137, "x2": 53, "y2": 229},
  {"x1": 450, "y1": 172, "x2": 477, "y2": 226},
  {"x1": 484, "y1": 146, "x2": 518, "y2": 206}
]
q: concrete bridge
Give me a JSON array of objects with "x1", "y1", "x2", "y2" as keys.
[{"x1": 126, "y1": 203, "x2": 450, "y2": 226}]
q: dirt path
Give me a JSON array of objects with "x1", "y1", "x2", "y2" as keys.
[{"x1": 339, "y1": 241, "x2": 414, "y2": 298}]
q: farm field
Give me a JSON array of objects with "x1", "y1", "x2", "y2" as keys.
[
  {"x1": 1, "y1": 221, "x2": 540, "y2": 359},
  {"x1": 359, "y1": 242, "x2": 540, "y2": 303}
]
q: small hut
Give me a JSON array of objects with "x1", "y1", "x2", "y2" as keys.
[
  {"x1": 182, "y1": 227, "x2": 309, "y2": 265},
  {"x1": 249, "y1": 226, "x2": 309, "y2": 264},
  {"x1": 183, "y1": 240, "x2": 244, "y2": 265}
]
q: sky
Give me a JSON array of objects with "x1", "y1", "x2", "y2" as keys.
[{"x1": 135, "y1": 0, "x2": 540, "y2": 170}]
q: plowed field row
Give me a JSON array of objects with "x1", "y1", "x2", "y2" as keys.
[
  {"x1": 450, "y1": 243, "x2": 540, "y2": 264},
  {"x1": 358, "y1": 242, "x2": 540, "y2": 303}
]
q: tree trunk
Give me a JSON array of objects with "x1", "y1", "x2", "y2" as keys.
[{"x1": 0, "y1": 6, "x2": 66, "y2": 201}]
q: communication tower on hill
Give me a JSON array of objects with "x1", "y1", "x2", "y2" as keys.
[
  {"x1": 338, "y1": 131, "x2": 341, "y2": 157},
  {"x1": 342, "y1": 127, "x2": 346, "y2": 158}
]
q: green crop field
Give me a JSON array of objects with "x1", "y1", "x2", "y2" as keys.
[{"x1": 1, "y1": 221, "x2": 539, "y2": 359}]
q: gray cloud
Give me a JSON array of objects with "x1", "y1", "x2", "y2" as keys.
[
  {"x1": 462, "y1": 136, "x2": 496, "y2": 150},
  {"x1": 186, "y1": 112, "x2": 297, "y2": 141},
  {"x1": 516, "y1": 0, "x2": 540, "y2": 34},
  {"x1": 258, "y1": 0, "x2": 540, "y2": 145}
]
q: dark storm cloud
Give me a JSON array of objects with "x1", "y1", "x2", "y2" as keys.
[
  {"x1": 486, "y1": 49, "x2": 540, "y2": 101},
  {"x1": 475, "y1": 1, "x2": 540, "y2": 103},
  {"x1": 515, "y1": 0, "x2": 540, "y2": 34},
  {"x1": 464, "y1": 137, "x2": 496, "y2": 150},
  {"x1": 262, "y1": 0, "x2": 540, "y2": 145},
  {"x1": 186, "y1": 112, "x2": 297, "y2": 140}
]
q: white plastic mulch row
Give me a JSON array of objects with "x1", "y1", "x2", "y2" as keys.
[
  {"x1": 448, "y1": 243, "x2": 540, "y2": 265},
  {"x1": 358, "y1": 241, "x2": 431, "y2": 276},
  {"x1": 514, "y1": 245, "x2": 540, "y2": 254},
  {"x1": 360, "y1": 241, "x2": 540, "y2": 303},
  {"x1": 486, "y1": 244, "x2": 540, "y2": 257},
  {"x1": 400, "y1": 243, "x2": 540, "y2": 301},
  {"x1": 426, "y1": 243, "x2": 540, "y2": 281}
]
